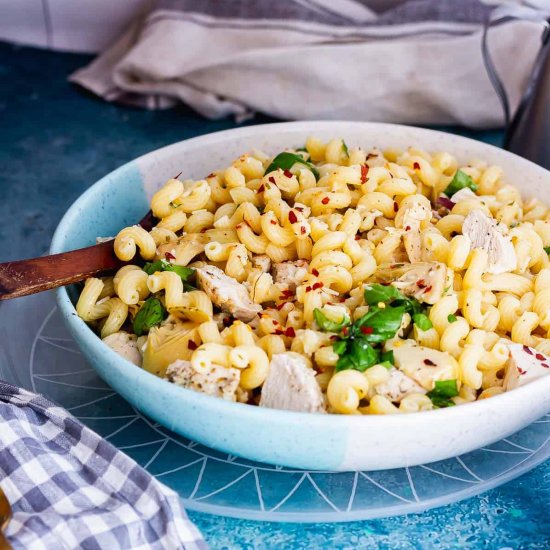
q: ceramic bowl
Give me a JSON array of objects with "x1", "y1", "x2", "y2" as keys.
[{"x1": 52, "y1": 121, "x2": 550, "y2": 471}]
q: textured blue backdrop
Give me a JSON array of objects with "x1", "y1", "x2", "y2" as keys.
[{"x1": 0, "y1": 42, "x2": 548, "y2": 549}]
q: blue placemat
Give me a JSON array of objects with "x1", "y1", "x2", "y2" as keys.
[{"x1": 1, "y1": 41, "x2": 549, "y2": 548}]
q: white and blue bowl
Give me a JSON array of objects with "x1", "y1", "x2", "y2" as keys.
[{"x1": 51, "y1": 121, "x2": 550, "y2": 471}]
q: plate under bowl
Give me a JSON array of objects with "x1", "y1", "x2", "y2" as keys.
[{"x1": 51, "y1": 121, "x2": 550, "y2": 471}]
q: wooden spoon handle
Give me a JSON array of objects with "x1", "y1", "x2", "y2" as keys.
[{"x1": 0, "y1": 240, "x2": 125, "y2": 300}]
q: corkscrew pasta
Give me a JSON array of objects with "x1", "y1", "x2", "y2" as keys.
[{"x1": 76, "y1": 137, "x2": 550, "y2": 414}]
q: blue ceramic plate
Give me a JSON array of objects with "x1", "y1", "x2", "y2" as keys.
[{"x1": 50, "y1": 122, "x2": 550, "y2": 472}]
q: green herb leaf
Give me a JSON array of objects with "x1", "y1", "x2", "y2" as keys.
[
  {"x1": 544, "y1": 246, "x2": 550, "y2": 256},
  {"x1": 380, "y1": 350, "x2": 394, "y2": 364},
  {"x1": 143, "y1": 260, "x2": 196, "y2": 290},
  {"x1": 364, "y1": 284, "x2": 402, "y2": 306},
  {"x1": 413, "y1": 313, "x2": 433, "y2": 331},
  {"x1": 447, "y1": 314, "x2": 458, "y2": 323},
  {"x1": 426, "y1": 379, "x2": 459, "y2": 408},
  {"x1": 313, "y1": 308, "x2": 350, "y2": 332},
  {"x1": 133, "y1": 297, "x2": 167, "y2": 336},
  {"x1": 354, "y1": 306, "x2": 406, "y2": 343},
  {"x1": 335, "y1": 339, "x2": 379, "y2": 372},
  {"x1": 342, "y1": 140, "x2": 349, "y2": 158},
  {"x1": 333, "y1": 340, "x2": 347, "y2": 356},
  {"x1": 444, "y1": 170, "x2": 478, "y2": 197},
  {"x1": 264, "y1": 152, "x2": 320, "y2": 180}
]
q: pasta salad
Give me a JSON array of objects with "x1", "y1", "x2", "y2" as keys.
[{"x1": 76, "y1": 137, "x2": 550, "y2": 415}]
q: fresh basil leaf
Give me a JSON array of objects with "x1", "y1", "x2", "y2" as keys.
[
  {"x1": 354, "y1": 306, "x2": 405, "y2": 343},
  {"x1": 364, "y1": 284, "x2": 402, "y2": 306},
  {"x1": 427, "y1": 379, "x2": 459, "y2": 408},
  {"x1": 264, "y1": 152, "x2": 320, "y2": 180},
  {"x1": 447, "y1": 314, "x2": 458, "y2": 323},
  {"x1": 544, "y1": 246, "x2": 550, "y2": 256},
  {"x1": 314, "y1": 308, "x2": 350, "y2": 332},
  {"x1": 143, "y1": 260, "x2": 196, "y2": 289},
  {"x1": 444, "y1": 170, "x2": 478, "y2": 197},
  {"x1": 342, "y1": 140, "x2": 349, "y2": 158},
  {"x1": 413, "y1": 313, "x2": 433, "y2": 331},
  {"x1": 380, "y1": 350, "x2": 394, "y2": 364},
  {"x1": 332, "y1": 339, "x2": 347, "y2": 356},
  {"x1": 133, "y1": 297, "x2": 167, "y2": 336},
  {"x1": 335, "y1": 338, "x2": 379, "y2": 372}
]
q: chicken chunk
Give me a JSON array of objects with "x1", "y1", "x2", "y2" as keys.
[
  {"x1": 462, "y1": 210, "x2": 516, "y2": 274},
  {"x1": 503, "y1": 344, "x2": 550, "y2": 390},
  {"x1": 271, "y1": 260, "x2": 309, "y2": 291},
  {"x1": 165, "y1": 359, "x2": 240, "y2": 401},
  {"x1": 103, "y1": 331, "x2": 142, "y2": 366},
  {"x1": 259, "y1": 353, "x2": 326, "y2": 413},
  {"x1": 251, "y1": 254, "x2": 272, "y2": 273},
  {"x1": 373, "y1": 262, "x2": 449, "y2": 305},
  {"x1": 373, "y1": 368, "x2": 426, "y2": 403},
  {"x1": 390, "y1": 340, "x2": 459, "y2": 391},
  {"x1": 449, "y1": 187, "x2": 477, "y2": 203},
  {"x1": 195, "y1": 264, "x2": 262, "y2": 322}
]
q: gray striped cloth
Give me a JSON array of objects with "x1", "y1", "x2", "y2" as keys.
[
  {"x1": 0, "y1": 382, "x2": 206, "y2": 550},
  {"x1": 70, "y1": 0, "x2": 550, "y2": 127}
]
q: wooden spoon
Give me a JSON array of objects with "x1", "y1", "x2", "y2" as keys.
[{"x1": 0, "y1": 211, "x2": 155, "y2": 301}]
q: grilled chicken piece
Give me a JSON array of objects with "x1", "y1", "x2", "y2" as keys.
[
  {"x1": 373, "y1": 367, "x2": 426, "y2": 403},
  {"x1": 503, "y1": 344, "x2": 550, "y2": 390},
  {"x1": 103, "y1": 331, "x2": 142, "y2": 366},
  {"x1": 462, "y1": 210, "x2": 516, "y2": 274},
  {"x1": 195, "y1": 264, "x2": 262, "y2": 322},
  {"x1": 165, "y1": 359, "x2": 240, "y2": 401},
  {"x1": 271, "y1": 260, "x2": 309, "y2": 291},
  {"x1": 259, "y1": 353, "x2": 326, "y2": 413},
  {"x1": 373, "y1": 262, "x2": 449, "y2": 305},
  {"x1": 251, "y1": 254, "x2": 272, "y2": 273}
]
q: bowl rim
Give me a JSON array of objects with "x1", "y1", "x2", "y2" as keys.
[{"x1": 51, "y1": 120, "x2": 550, "y2": 426}]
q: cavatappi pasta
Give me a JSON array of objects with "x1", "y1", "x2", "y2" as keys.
[{"x1": 78, "y1": 138, "x2": 550, "y2": 415}]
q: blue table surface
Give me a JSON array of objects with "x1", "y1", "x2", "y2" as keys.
[{"x1": 0, "y1": 42, "x2": 548, "y2": 549}]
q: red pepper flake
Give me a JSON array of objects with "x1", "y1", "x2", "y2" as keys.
[
  {"x1": 312, "y1": 268, "x2": 320, "y2": 276},
  {"x1": 413, "y1": 162, "x2": 420, "y2": 170},
  {"x1": 522, "y1": 345, "x2": 533, "y2": 355},
  {"x1": 270, "y1": 219, "x2": 277, "y2": 225},
  {"x1": 285, "y1": 327, "x2": 296, "y2": 338},
  {"x1": 423, "y1": 359, "x2": 436, "y2": 366},
  {"x1": 342, "y1": 327, "x2": 349, "y2": 335},
  {"x1": 268, "y1": 176, "x2": 276, "y2": 184},
  {"x1": 276, "y1": 302, "x2": 286, "y2": 310},
  {"x1": 288, "y1": 210, "x2": 298, "y2": 224},
  {"x1": 283, "y1": 169, "x2": 293, "y2": 178},
  {"x1": 361, "y1": 164, "x2": 369, "y2": 183},
  {"x1": 282, "y1": 289, "x2": 294, "y2": 297},
  {"x1": 355, "y1": 234, "x2": 361, "y2": 240},
  {"x1": 330, "y1": 335, "x2": 337, "y2": 341},
  {"x1": 274, "y1": 329, "x2": 285, "y2": 335},
  {"x1": 393, "y1": 201, "x2": 399, "y2": 212},
  {"x1": 312, "y1": 282, "x2": 324, "y2": 290},
  {"x1": 187, "y1": 340, "x2": 198, "y2": 350},
  {"x1": 295, "y1": 206, "x2": 304, "y2": 212},
  {"x1": 416, "y1": 279, "x2": 426, "y2": 289},
  {"x1": 272, "y1": 319, "x2": 279, "y2": 325},
  {"x1": 300, "y1": 226, "x2": 306, "y2": 234},
  {"x1": 321, "y1": 197, "x2": 330, "y2": 205},
  {"x1": 164, "y1": 251, "x2": 176, "y2": 260},
  {"x1": 223, "y1": 317, "x2": 232, "y2": 327},
  {"x1": 518, "y1": 367, "x2": 527, "y2": 375},
  {"x1": 405, "y1": 225, "x2": 411, "y2": 231},
  {"x1": 360, "y1": 326, "x2": 373, "y2": 335},
  {"x1": 339, "y1": 296, "x2": 346, "y2": 303},
  {"x1": 542, "y1": 363, "x2": 550, "y2": 369},
  {"x1": 423, "y1": 285, "x2": 433, "y2": 293},
  {"x1": 257, "y1": 184, "x2": 265, "y2": 193},
  {"x1": 535, "y1": 353, "x2": 546, "y2": 361},
  {"x1": 305, "y1": 286, "x2": 312, "y2": 292}
]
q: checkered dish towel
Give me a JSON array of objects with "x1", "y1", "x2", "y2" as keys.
[
  {"x1": 0, "y1": 382, "x2": 206, "y2": 550},
  {"x1": 71, "y1": 0, "x2": 550, "y2": 127}
]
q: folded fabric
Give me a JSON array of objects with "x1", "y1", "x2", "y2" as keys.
[
  {"x1": 70, "y1": 0, "x2": 549, "y2": 127},
  {"x1": 0, "y1": 382, "x2": 206, "y2": 550}
]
